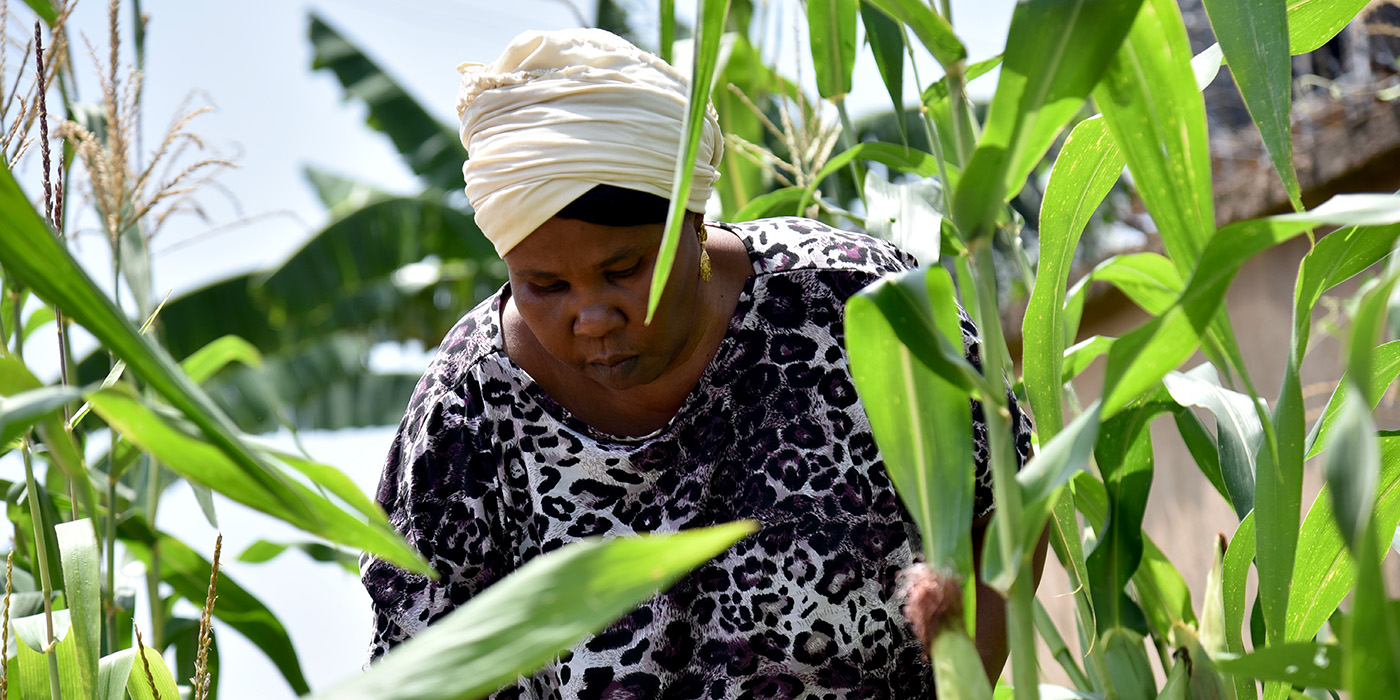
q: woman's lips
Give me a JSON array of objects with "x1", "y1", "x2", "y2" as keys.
[{"x1": 589, "y1": 355, "x2": 639, "y2": 379}]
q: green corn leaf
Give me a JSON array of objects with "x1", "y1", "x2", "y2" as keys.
[
  {"x1": 1091, "y1": 253, "x2": 1184, "y2": 315},
  {"x1": 0, "y1": 384, "x2": 83, "y2": 448},
  {"x1": 119, "y1": 516, "x2": 310, "y2": 694},
  {"x1": 14, "y1": 609, "x2": 82, "y2": 700},
  {"x1": 1288, "y1": 0, "x2": 1373, "y2": 54},
  {"x1": 931, "y1": 624, "x2": 995, "y2": 700},
  {"x1": 97, "y1": 648, "x2": 137, "y2": 700},
  {"x1": 952, "y1": 0, "x2": 1142, "y2": 241},
  {"x1": 1016, "y1": 404, "x2": 1101, "y2": 555},
  {"x1": 1158, "y1": 655, "x2": 1189, "y2": 700},
  {"x1": 125, "y1": 645, "x2": 181, "y2": 700},
  {"x1": 847, "y1": 267, "x2": 974, "y2": 573},
  {"x1": 1220, "y1": 641, "x2": 1349, "y2": 691},
  {"x1": 847, "y1": 269, "x2": 994, "y2": 398},
  {"x1": 809, "y1": 0, "x2": 857, "y2": 100},
  {"x1": 1349, "y1": 524, "x2": 1400, "y2": 698},
  {"x1": 22, "y1": 0, "x2": 57, "y2": 24},
  {"x1": 1023, "y1": 115, "x2": 1124, "y2": 438},
  {"x1": 1046, "y1": 488, "x2": 1099, "y2": 669},
  {"x1": 237, "y1": 539, "x2": 359, "y2": 574},
  {"x1": 1172, "y1": 407, "x2": 1233, "y2": 506},
  {"x1": 1306, "y1": 341, "x2": 1400, "y2": 458},
  {"x1": 180, "y1": 335, "x2": 263, "y2": 385},
  {"x1": 21, "y1": 308, "x2": 54, "y2": 340},
  {"x1": 1097, "y1": 192, "x2": 1400, "y2": 418},
  {"x1": 54, "y1": 519, "x2": 101, "y2": 699},
  {"x1": 307, "y1": 523, "x2": 756, "y2": 700},
  {"x1": 1102, "y1": 629, "x2": 1156, "y2": 700},
  {"x1": 797, "y1": 142, "x2": 942, "y2": 214},
  {"x1": 648, "y1": 0, "x2": 729, "y2": 322},
  {"x1": 1293, "y1": 223, "x2": 1400, "y2": 361},
  {"x1": 1222, "y1": 513, "x2": 1258, "y2": 700},
  {"x1": 1062, "y1": 336, "x2": 1115, "y2": 384},
  {"x1": 862, "y1": 0, "x2": 966, "y2": 68},
  {"x1": 862, "y1": 3, "x2": 907, "y2": 145},
  {"x1": 921, "y1": 55, "x2": 1003, "y2": 107},
  {"x1": 1202, "y1": 0, "x2": 1299, "y2": 210},
  {"x1": 660, "y1": 0, "x2": 675, "y2": 61},
  {"x1": 1324, "y1": 390, "x2": 1382, "y2": 552},
  {"x1": 1094, "y1": 0, "x2": 1213, "y2": 274},
  {"x1": 308, "y1": 14, "x2": 467, "y2": 190},
  {"x1": 1162, "y1": 364, "x2": 1264, "y2": 520},
  {"x1": 1086, "y1": 405, "x2": 1161, "y2": 635},
  {"x1": 86, "y1": 385, "x2": 427, "y2": 575},
  {"x1": 1074, "y1": 470, "x2": 1197, "y2": 640},
  {"x1": 1216, "y1": 643, "x2": 1344, "y2": 690},
  {"x1": 731, "y1": 187, "x2": 804, "y2": 222},
  {"x1": 0, "y1": 162, "x2": 315, "y2": 528}
]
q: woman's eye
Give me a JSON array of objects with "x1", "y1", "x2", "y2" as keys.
[
  {"x1": 533, "y1": 281, "x2": 568, "y2": 294},
  {"x1": 608, "y1": 262, "x2": 642, "y2": 280}
]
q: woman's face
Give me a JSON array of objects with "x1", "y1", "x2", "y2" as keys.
[{"x1": 504, "y1": 213, "x2": 705, "y2": 391}]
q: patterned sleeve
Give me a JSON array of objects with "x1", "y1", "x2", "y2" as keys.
[{"x1": 360, "y1": 373, "x2": 512, "y2": 664}]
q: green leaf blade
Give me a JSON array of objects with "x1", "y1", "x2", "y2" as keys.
[
  {"x1": 310, "y1": 523, "x2": 757, "y2": 700},
  {"x1": 1202, "y1": 0, "x2": 1299, "y2": 208}
]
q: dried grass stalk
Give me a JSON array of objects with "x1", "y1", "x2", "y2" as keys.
[
  {"x1": 191, "y1": 534, "x2": 221, "y2": 700},
  {"x1": 134, "y1": 624, "x2": 163, "y2": 700},
  {"x1": 1, "y1": 547, "x2": 13, "y2": 700}
]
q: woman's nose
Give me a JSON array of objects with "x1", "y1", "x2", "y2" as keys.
[{"x1": 574, "y1": 301, "x2": 625, "y2": 338}]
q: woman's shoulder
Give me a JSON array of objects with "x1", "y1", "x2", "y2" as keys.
[
  {"x1": 406, "y1": 290, "x2": 509, "y2": 413},
  {"x1": 714, "y1": 216, "x2": 916, "y2": 277}
]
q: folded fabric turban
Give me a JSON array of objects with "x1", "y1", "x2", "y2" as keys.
[{"x1": 456, "y1": 28, "x2": 724, "y2": 257}]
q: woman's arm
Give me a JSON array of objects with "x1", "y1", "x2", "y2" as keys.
[{"x1": 972, "y1": 521, "x2": 1050, "y2": 683}]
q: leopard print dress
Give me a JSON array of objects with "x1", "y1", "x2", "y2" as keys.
[{"x1": 362, "y1": 217, "x2": 1033, "y2": 699}]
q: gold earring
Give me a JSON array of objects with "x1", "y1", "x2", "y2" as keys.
[{"x1": 698, "y1": 224, "x2": 712, "y2": 282}]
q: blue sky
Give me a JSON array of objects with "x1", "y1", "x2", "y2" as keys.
[{"x1": 22, "y1": 0, "x2": 1014, "y2": 696}]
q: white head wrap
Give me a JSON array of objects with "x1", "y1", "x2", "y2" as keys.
[{"x1": 456, "y1": 29, "x2": 724, "y2": 257}]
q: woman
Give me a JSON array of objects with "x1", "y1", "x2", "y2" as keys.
[{"x1": 362, "y1": 28, "x2": 1033, "y2": 698}]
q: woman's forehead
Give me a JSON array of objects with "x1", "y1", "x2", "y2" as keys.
[{"x1": 504, "y1": 219, "x2": 660, "y2": 276}]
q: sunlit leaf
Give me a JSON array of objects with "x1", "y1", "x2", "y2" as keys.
[
  {"x1": 55, "y1": 519, "x2": 101, "y2": 699},
  {"x1": 863, "y1": 171, "x2": 944, "y2": 265},
  {"x1": 1288, "y1": 0, "x2": 1372, "y2": 54},
  {"x1": 953, "y1": 0, "x2": 1141, "y2": 240},
  {"x1": 1288, "y1": 436, "x2": 1400, "y2": 643},
  {"x1": 0, "y1": 164, "x2": 315, "y2": 527},
  {"x1": 809, "y1": 0, "x2": 857, "y2": 100},
  {"x1": 863, "y1": 0, "x2": 966, "y2": 67},
  {"x1": 180, "y1": 335, "x2": 263, "y2": 385},
  {"x1": 1023, "y1": 116, "x2": 1124, "y2": 438},
  {"x1": 1163, "y1": 364, "x2": 1263, "y2": 519},
  {"x1": 86, "y1": 386, "x2": 427, "y2": 574},
  {"x1": 848, "y1": 267, "x2": 974, "y2": 573},
  {"x1": 862, "y1": 3, "x2": 908, "y2": 144},
  {"x1": 1202, "y1": 0, "x2": 1299, "y2": 209},
  {"x1": 308, "y1": 523, "x2": 756, "y2": 700},
  {"x1": 1306, "y1": 341, "x2": 1400, "y2": 458},
  {"x1": 648, "y1": 0, "x2": 729, "y2": 322},
  {"x1": 125, "y1": 645, "x2": 181, "y2": 700},
  {"x1": 1094, "y1": 0, "x2": 1213, "y2": 273}
]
